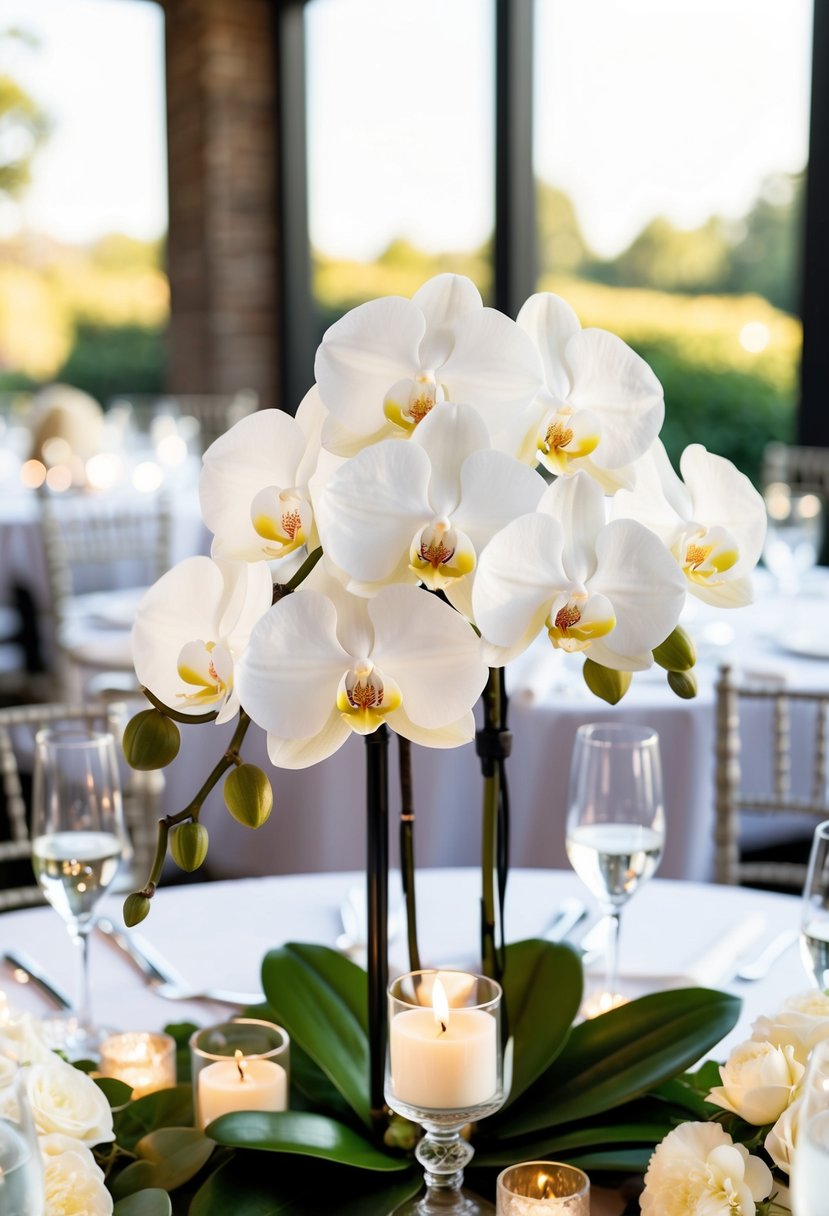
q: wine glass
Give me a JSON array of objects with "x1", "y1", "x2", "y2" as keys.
[
  {"x1": 0, "y1": 1056, "x2": 43, "y2": 1214},
  {"x1": 565, "y1": 723, "x2": 665, "y2": 1012},
  {"x1": 31, "y1": 726, "x2": 128, "y2": 1055},
  {"x1": 790, "y1": 1038, "x2": 829, "y2": 1215},
  {"x1": 763, "y1": 482, "x2": 824, "y2": 596},
  {"x1": 800, "y1": 820, "x2": 829, "y2": 988}
]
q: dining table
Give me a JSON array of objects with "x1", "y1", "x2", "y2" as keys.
[{"x1": 0, "y1": 868, "x2": 808, "y2": 1213}]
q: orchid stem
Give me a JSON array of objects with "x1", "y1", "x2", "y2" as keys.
[
  {"x1": 480, "y1": 669, "x2": 501, "y2": 980},
  {"x1": 398, "y1": 736, "x2": 421, "y2": 973},
  {"x1": 273, "y1": 546, "x2": 323, "y2": 603}
]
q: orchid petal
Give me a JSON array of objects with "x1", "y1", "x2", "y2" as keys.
[
  {"x1": 320, "y1": 410, "x2": 399, "y2": 458},
  {"x1": 681, "y1": 444, "x2": 767, "y2": 572},
  {"x1": 517, "y1": 292, "x2": 581, "y2": 400},
  {"x1": 411, "y1": 274, "x2": 482, "y2": 368},
  {"x1": 368, "y1": 585, "x2": 487, "y2": 729},
  {"x1": 315, "y1": 296, "x2": 426, "y2": 437},
  {"x1": 568, "y1": 453, "x2": 637, "y2": 494},
  {"x1": 386, "y1": 707, "x2": 476, "y2": 749},
  {"x1": 473, "y1": 514, "x2": 568, "y2": 650},
  {"x1": 412, "y1": 402, "x2": 490, "y2": 517},
  {"x1": 589, "y1": 519, "x2": 686, "y2": 660},
  {"x1": 266, "y1": 712, "x2": 352, "y2": 770},
  {"x1": 200, "y1": 409, "x2": 307, "y2": 561},
  {"x1": 216, "y1": 689, "x2": 241, "y2": 724},
  {"x1": 453, "y1": 449, "x2": 547, "y2": 558},
  {"x1": 316, "y1": 439, "x2": 432, "y2": 582},
  {"x1": 612, "y1": 441, "x2": 687, "y2": 545},
  {"x1": 236, "y1": 591, "x2": 349, "y2": 739},
  {"x1": 440, "y1": 307, "x2": 543, "y2": 420},
  {"x1": 539, "y1": 472, "x2": 605, "y2": 585},
  {"x1": 211, "y1": 559, "x2": 273, "y2": 650},
  {"x1": 688, "y1": 573, "x2": 755, "y2": 608},
  {"x1": 587, "y1": 639, "x2": 653, "y2": 673},
  {"x1": 295, "y1": 384, "x2": 327, "y2": 486},
  {"x1": 565, "y1": 329, "x2": 664, "y2": 469}
]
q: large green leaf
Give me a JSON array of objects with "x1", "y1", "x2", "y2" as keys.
[
  {"x1": 111, "y1": 1128, "x2": 214, "y2": 1197},
  {"x1": 501, "y1": 938, "x2": 582, "y2": 1104},
  {"x1": 190, "y1": 1152, "x2": 421, "y2": 1216},
  {"x1": 493, "y1": 987, "x2": 740, "y2": 1137},
  {"x1": 113, "y1": 1085, "x2": 195, "y2": 1151},
  {"x1": 261, "y1": 944, "x2": 371, "y2": 1128},
  {"x1": 113, "y1": 1190, "x2": 173, "y2": 1216},
  {"x1": 207, "y1": 1110, "x2": 408, "y2": 1172}
]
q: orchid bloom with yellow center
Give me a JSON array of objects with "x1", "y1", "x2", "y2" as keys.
[
  {"x1": 314, "y1": 272, "x2": 543, "y2": 456},
  {"x1": 473, "y1": 471, "x2": 686, "y2": 670},
  {"x1": 613, "y1": 441, "x2": 766, "y2": 607},
  {"x1": 485, "y1": 292, "x2": 665, "y2": 493},
  {"x1": 199, "y1": 387, "x2": 325, "y2": 565},
  {"x1": 132, "y1": 556, "x2": 273, "y2": 723},
  {"x1": 315, "y1": 402, "x2": 545, "y2": 619},
  {"x1": 235, "y1": 568, "x2": 488, "y2": 769}
]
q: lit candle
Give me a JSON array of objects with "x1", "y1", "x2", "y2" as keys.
[
  {"x1": 99, "y1": 1032, "x2": 177, "y2": 1099},
  {"x1": 198, "y1": 1049, "x2": 288, "y2": 1127},
  {"x1": 415, "y1": 970, "x2": 477, "y2": 1009},
  {"x1": 390, "y1": 976, "x2": 497, "y2": 1110}
]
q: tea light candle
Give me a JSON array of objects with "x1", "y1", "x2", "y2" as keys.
[
  {"x1": 198, "y1": 1049, "x2": 288, "y2": 1127},
  {"x1": 496, "y1": 1161, "x2": 590, "y2": 1215},
  {"x1": 390, "y1": 976, "x2": 497, "y2": 1110},
  {"x1": 99, "y1": 1032, "x2": 176, "y2": 1099}
]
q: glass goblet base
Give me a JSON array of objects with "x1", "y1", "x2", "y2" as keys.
[{"x1": 39, "y1": 1013, "x2": 118, "y2": 1061}]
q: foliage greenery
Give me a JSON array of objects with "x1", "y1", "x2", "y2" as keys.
[{"x1": 95, "y1": 941, "x2": 740, "y2": 1214}]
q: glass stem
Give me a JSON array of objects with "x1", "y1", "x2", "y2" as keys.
[
  {"x1": 70, "y1": 923, "x2": 93, "y2": 1033},
  {"x1": 605, "y1": 908, "x2": 621, "y2": 996},
  {"x1": 416, "y1": 1125, "x2": 474, "y2": 1193}
]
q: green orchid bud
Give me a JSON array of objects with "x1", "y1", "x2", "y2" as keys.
[
  {"x1": 123, "y1": 892, "x2": 151, "y2": 927},
  {"x1": 583, "y1": 658, "x2": 632, "y2": 705},
  {"x1": 123, "y1": 709, "x2": 180, "y2": 771},
  {"x1": 169, "y1": 822, "x2": 209, "y2": 872},
  {"x1": 668, "y1": 669, "x2": 698, "y2": 700},
  {"x1": 383, "y1": 1113, "x2": 420, "y2": 1152},
  {"x1": 653, "y1": 625, "x2": 697, "y2": 673},
  {"x1": 224, "y1": 764, "x2": 274, "y2": 829}
]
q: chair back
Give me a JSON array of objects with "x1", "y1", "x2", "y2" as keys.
[
  {"x1": 110, "y1": 391, "x2": 258, "y2": 453},
  {"x1": 714, "y1": 664, "x2": 829, "y2": 889}
]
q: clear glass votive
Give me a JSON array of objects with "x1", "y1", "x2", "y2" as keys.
[
  {"x1": 496, "y1": 1162, "x2": 590, "y2": 1215},
  {"x1": 99, "y1": 1031, "x2": 176, "y2": 1099},
  {"x1": 189, "y1": 1017, "x2": 290, "y2": 1129}
]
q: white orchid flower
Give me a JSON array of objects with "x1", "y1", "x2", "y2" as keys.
[
  {"x1": 314, "y1": 273, "x2": 543, "y2": 453},
  {"x1": 199, "y1": 387, "x2": 325, "y2": 564},
  {"x1": 473, "y1": 472, "x2": 686, "y2": 670},
  {"x1": 133, "y1": 556, "x2": 272, "y2": 723},
  {"x1": 612, "y1": 440, "x2": 766, "y2": 607},
  {"x1": 236, "y1": 577, "x2": 488, "y2": 769},
  {"x1": 502, "y1": 293, "x2": 664, "y2": 492},
  {"x1": 315, "y1": 402, "x2": 546, "y2": 618}
]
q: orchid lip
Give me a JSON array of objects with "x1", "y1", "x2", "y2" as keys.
[{"x1": 250, "y1": 485, "x2": 312, "y2": 556}]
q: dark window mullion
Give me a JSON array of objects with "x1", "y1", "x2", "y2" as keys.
[
  {"x1": 798, "y1": 0, "x2": 828, "y2": 447},
  {"x1": 494, "y1": 0, "x2": 536, "y2": 319}
]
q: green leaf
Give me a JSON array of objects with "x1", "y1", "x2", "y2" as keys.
[
  {"x1": 494, "y1": 986, "x2": 740, "y2": 1137},
  {"x1": 262, "y1": 944, "x2": 371, "y2": 1128},
  {"x1": 72, "y1": 1058, "x2": 98, "y2": 1074},
  {"x1": 556, "y1": 1147, "x2": 653, "y2": 1173},
  {"x1": 113, "y1": 1085, "x2": 195, "y2": 1152},
  {"x1": 190, "y1": 1153, "x2": 421, "y2": 1216},
  {"x1": 113, "y1": 1128, "x2": 214, "y2": 1197},
  {"x1": 113, "y1": 1190, "x2": 173, "y2": 1216},
  {"x1": 207, "y1": 1110, "x2": 409, "y2": 1172},
  {"x1": 501, "y1": 938, "x2": 582, "y2": 1104},
  {"x1": 95, "y1": 1076, "x2": 134, "y2": 1107},
  {"x1": 163, "y1": 1020, "x2": 199, "y2": 1084}
]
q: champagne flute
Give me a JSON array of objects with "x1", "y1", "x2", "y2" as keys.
[
  {"x1": 800, "y1": 820, "x2": 829, "y2": 988},
  {"x1": 791, "y1": 1038, "x2": 829, "y2": 1215},
  {"x1": 565, "y1": 723, "x2": 665, "y2": 1009},
  {"x1": 31, "y1": 726, "x2": 128, "y2": 1055},
  {"x1": 763, "y1": 482, "x2": 824, "y2": 597}
]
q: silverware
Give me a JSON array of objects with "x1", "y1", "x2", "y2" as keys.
[
  {"x1": 4, "y1": 950, "x2": 72, "y2": 1010},
  {"x1": 542, "y1": 898, "x2": 588, "y2": 943},
  {"x1": 335, "y1": 887, "x2": 402, "y2": 956},
  {"x1": 97, "y1": 918, "x2": 263, "y2": 1005},
  {"x1": 735, "y1": 929, "x2": 799, "y2": 982}
]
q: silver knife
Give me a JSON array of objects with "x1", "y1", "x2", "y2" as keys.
[
  {"x1": 543, "y1": 898, "x2": 588, "y2": 943},
  {"x1": 4, "y1": 950, "x2": 72, "y2": 1010}
]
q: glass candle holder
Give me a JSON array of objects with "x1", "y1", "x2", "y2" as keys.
[
  {"x1": 496, "y1": 1162, "x2": 590, "y2": 1215},
  {"x1": 386, "y1": 970, "x2": 504, "y2": 1215},
  {"x1": 189, "y1": 1017, "x2": 290, "y2": 1129},
  {"x1": 99, "y1": 1031, "x2": 176, "y2": 1099}
]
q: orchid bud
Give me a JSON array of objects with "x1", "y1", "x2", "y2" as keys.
[
  {"x1": 170, "y1": 822, "x2": 209, "y2": 872},
  {"x1": 652, "y1": 625, "x2": 697, "y2": 673},
  {"x1": 383, "y1": 1113, "x2": 419, "y2": 1151},
  {"x1": 668, "y1": 669, "x2": 698, "y2": 700},
  {"x1": 224, "y1": 764, "x2": 274, "y2": 829},
  {"x1": 123, "y1": 892, "x2": 151, "y2": 927},
  {"x1": 123, "y1": 709, "x2": 180, "y2": 771},
  {"x1": 583, "y1": 658, "x2": 631, "y2": 705}
]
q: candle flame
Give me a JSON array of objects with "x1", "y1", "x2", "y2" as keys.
[
  {"x1": 432, "y1": 976, "x2": 449, "y2": 1034},
  {"x1": 235, "y1": 1049, "x2": 246, "y2": 1081},
  {"x1": 536, "y1": 1171, "x2": 553, "y2": 1198}
]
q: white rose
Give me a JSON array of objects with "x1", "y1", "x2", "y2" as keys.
[
  {"x1": 26, "y1": 1061, "x2": 114, "y2": 1145},
  {"x1": 641, "y1": 1122, "x2": 773, "y2": 1216},
  {"x1": 43, "y1": 1148, "x2": 113, "y2": 1216},
  {"x1": 708, "y1": 1039, "x2": 804, "y2": 1125},
  {"x1": 0, "y1": 1012, "x2": 57, "y2": 1065},
  {"x1": 753, "y1": 991, "x2": 829, "y2": 1062},
  {"x1": 39, "y1": 1133, "x2": 102, "y2": 1173},
  {"x1": 765, "y1": 1097, "x2": 801, "y2": 1175}
]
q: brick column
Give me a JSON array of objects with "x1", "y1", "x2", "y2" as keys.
[{"x1": 161, "y1": 0, "x2": 281, "y2": 407}]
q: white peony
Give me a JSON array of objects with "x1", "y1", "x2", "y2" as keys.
[
  {"x1": 765, "y1": 1096, "x2": 801, "y2": 1175},
  {"x1": 753, "y1": 991, "x2": 829, "y2": 1063},
  {"x1": 641, "y1": 1122, "x2": 773, "y2": 1216},
  {"x1": 42, "y1": 1146, "x2": 112, "y2": 1216},
  {"x1": 26, "y1": 1061, "x2": 114, "y2": 1145},
  {"x1": 708, "y1": 1038, "x2": 804, "y2": 1125}
]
